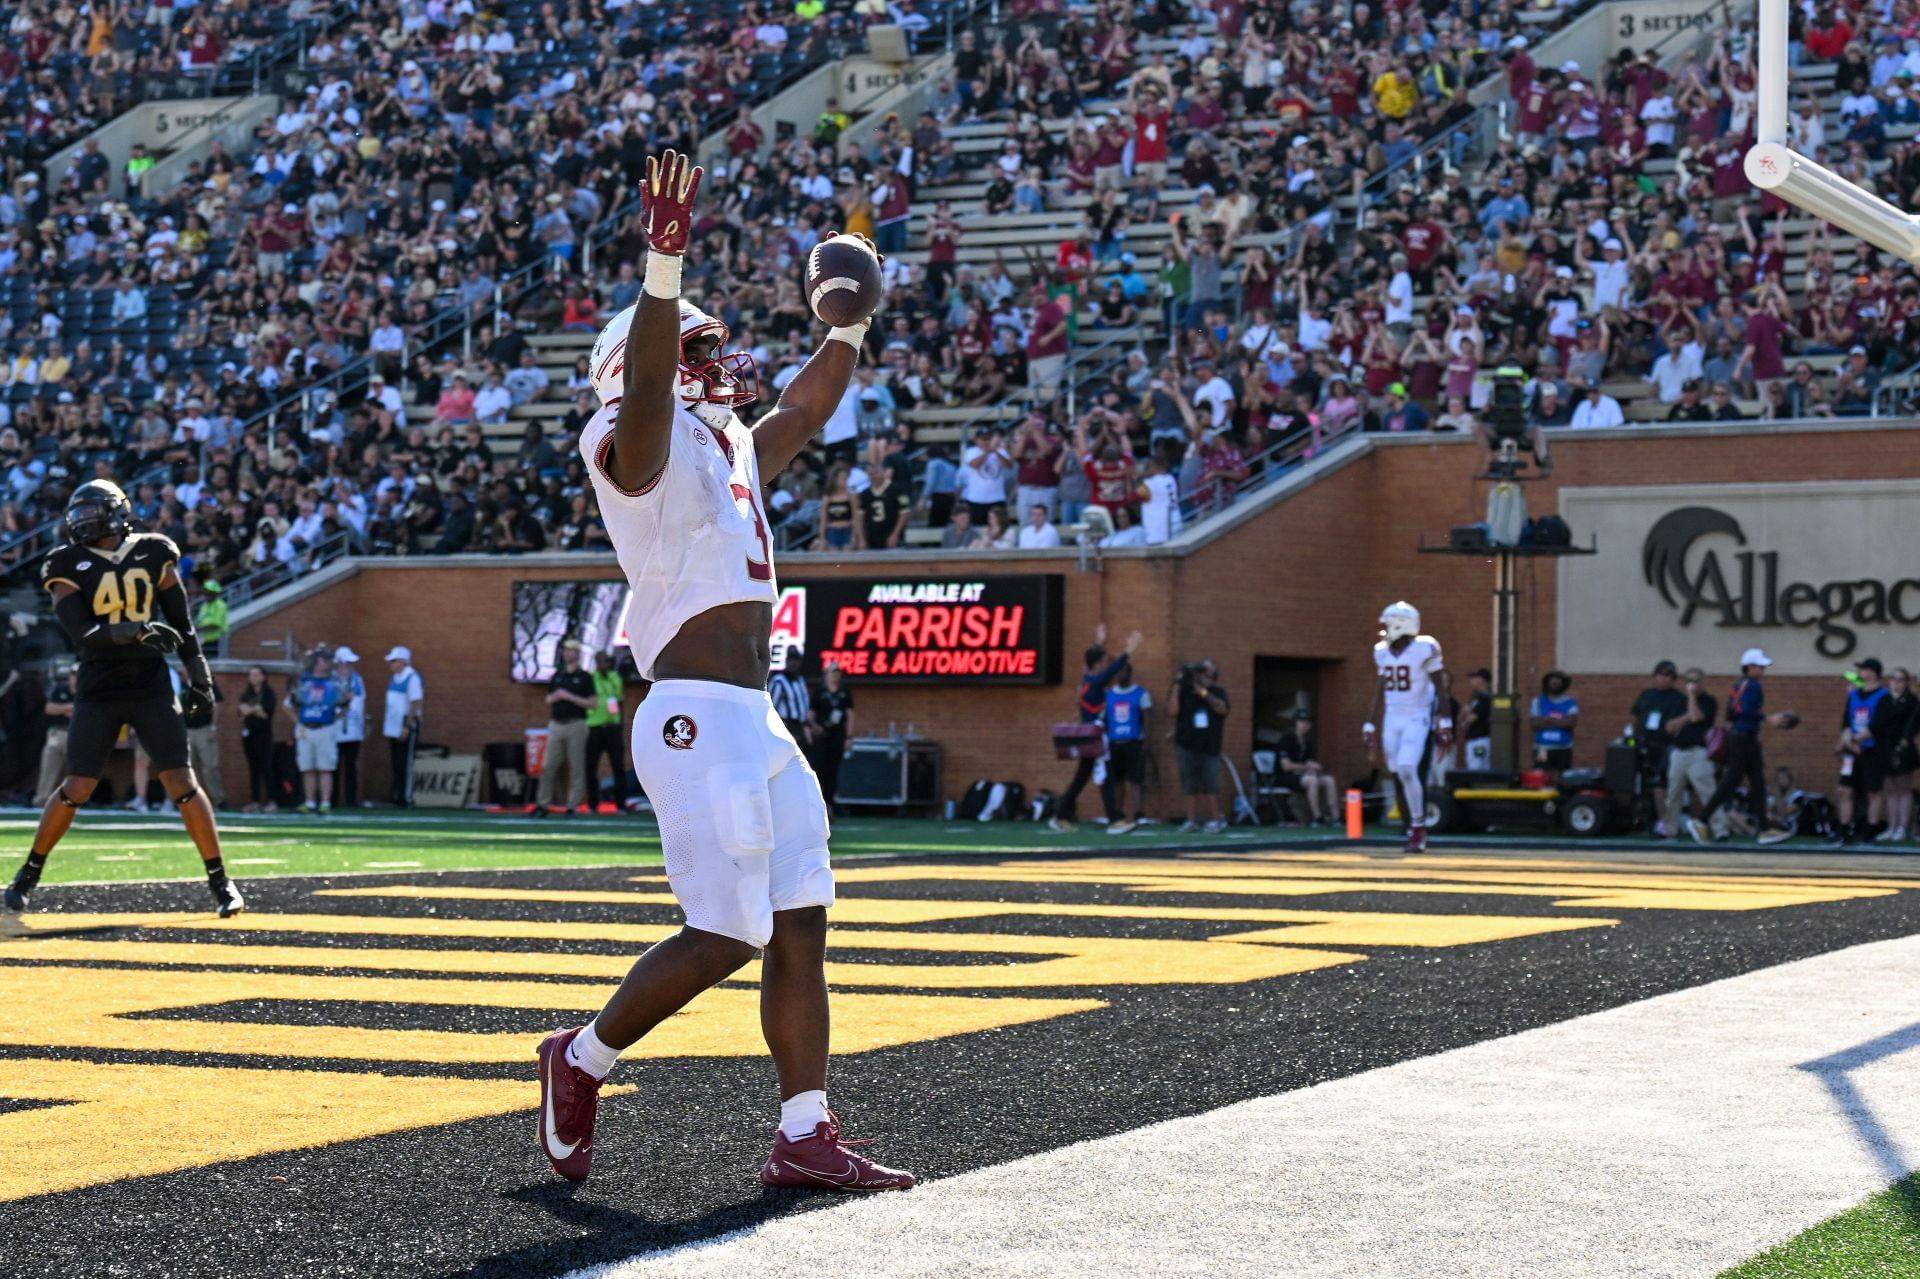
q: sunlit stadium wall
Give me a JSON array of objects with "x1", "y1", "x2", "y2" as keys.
[{"x1": 216, "y1": 422, "x2": 1920, "y2": 809}]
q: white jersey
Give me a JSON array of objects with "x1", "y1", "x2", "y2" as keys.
[
  {"x1": 581, "y1": 400, "x2": 778, "y2": 679},
  {"x1": 1374, "y1": 635, "x2": 1444, "y2": 719}
]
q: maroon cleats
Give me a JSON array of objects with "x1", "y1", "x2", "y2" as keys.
[
  {"x1": 536, "y1": 1027, "x2": 603, "y2": 1181},
  {"x1": 1404, "y1": 824, "x2": 1428, "y2": 853},
  {"x1": 760, "y1": 1114, "x2": 916, "y2": 1191}
]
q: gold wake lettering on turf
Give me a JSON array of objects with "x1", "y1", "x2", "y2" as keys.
[
  {"x1": 0, "y1": 965, "x2": 1102, "y2": 1064},
  {"x1": 1, "y1": 849, "x2": 1909, "y2": 1202},
  {"x1": 0, "y1": 1058, "x2": 592, "y2": 1203}
]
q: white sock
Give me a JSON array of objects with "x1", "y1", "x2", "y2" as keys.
[
  {"x1": 566, "y1": 1021, "x2": 620, "y2": 1079},
  {"x1": 779, "y1": 1089, "x2": 829, "y2": 1139}
]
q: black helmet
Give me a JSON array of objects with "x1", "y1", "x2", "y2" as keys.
[{"x1": 65, "y1": 480, "x2": 134, "y2": 546}]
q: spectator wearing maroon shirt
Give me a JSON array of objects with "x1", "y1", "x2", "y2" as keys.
[
  {"x1": 1400, "y1": 203, "x2": 1449, "y2": 288},
  {"x1": 1026, "y1": 286, "x2": 1071, "y2": 403},
  {"x1": 1130, "y1": 84, "x2": 1172, "y2": 185},
  {"x1": 1012, "y1": 410, "x2": 1066, "y2": 520},
  {"x1": 725, "y1": 109, "x2": 765, "y2": 159},
  {"x1": 1734, "y1": 285, "x2": 1791, "y2": 388},
  {"x1": 184, "y1": 17, "x2": 225, "y2": 68},
  {"x1": 926, "y1": 201, "x2": 960, "y2": 303},
  {"x1": 871, "y1": 166, "x2": 911, "y2": 256},
  {"x1": 251, "y1": 204, "x2": 306, "y2": 277},
  {"x1": 1515, "y1": 72, "x2": 1556, "y2": 147},
  {"x1": 1074, "y1": 411, "x2": 1137, "y2": 518},
  {"x1": 1506, "y1": 37, "x2": 1534, "y2": 104},
  {"x1": 1092, "y1": 121, "x2": 1128, "y2": 192}
]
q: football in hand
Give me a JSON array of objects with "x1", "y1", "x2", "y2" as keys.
[{"x1": 806, "y1": 234, "x2": 883, "y2": 327}]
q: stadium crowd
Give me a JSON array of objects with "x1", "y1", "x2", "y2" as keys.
[{"x1": 6, "y1": 0, "x2": 1920, "y2": 588}]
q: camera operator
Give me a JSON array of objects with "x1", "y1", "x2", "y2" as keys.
[
  {"x1": 1475, "y1": 365, "x2": 1552, "y2": 475},
  {"x1": 1631, "y1": 660, "x2": 1686, "y2": 834},
  {"x1": 1172, "y1": 659, "x2": 1230, "y2": 833}
]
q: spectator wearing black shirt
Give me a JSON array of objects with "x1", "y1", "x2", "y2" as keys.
[
  {"x1": 1665, "y1": 667, "x2": 1727, "y2": 840},
  {"x1": 856, "y1": 460, "x2": 912, "y2": 550},
  {"x1": 1275, "y1": 709, "x2": 1337, "y2": 826},
  {"x1": 1631, "y1": 660, "x2": 1687, "y2": 833},
  {"x1": 1049, "y1": 624, "x2": 1142, "y2": 832},
  {"x1": 1666, "y1": 380, "x2": 1715, "y2": 422},
  {"x1": 813, "y1": 662, "x2": 855, "y2": 814},
  {"x1": 535, "y1": 639, "x2": 595, "y2": 816},
  {"x1": 1881, "y1": 668, "x2": 1920, "y2": 843},
  {"x1": 1462, "y1": 667, "x2": 1493, "y2": 769},
  {"x1": 1173, "y1": 659, "x2": 1230, "y2": 834}
]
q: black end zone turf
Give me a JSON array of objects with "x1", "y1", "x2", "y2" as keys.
[{"x1": 3, "y1": 854, "x2": 1919, "y2": 1278}]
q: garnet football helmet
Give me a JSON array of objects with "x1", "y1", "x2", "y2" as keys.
[{"x1": 589, "y1": 301, "x2": 759, "y2": 411}]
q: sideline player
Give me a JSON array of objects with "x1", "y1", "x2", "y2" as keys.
[
  {"x1": 1363, "y1": 600, "x2": 1452, "y2": 853},
  {"x1": 535, "y1": 150, "x2": 912, "y2": 1190},
  {"x1": 5, "y1": 481, "x2": 243, "y2": 916}
]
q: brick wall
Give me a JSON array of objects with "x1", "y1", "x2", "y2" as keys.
[{"x1": 221, "y1": 425, "x2": 1920, "y2": 811}]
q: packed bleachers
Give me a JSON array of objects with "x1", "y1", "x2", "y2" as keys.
[{"x1": 7, "y1": 0, "x2": 1917, "y2": 592}]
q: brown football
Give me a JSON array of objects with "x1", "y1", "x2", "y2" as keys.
[{"x1": 806, "y1": 234, "x2": 884, "y2": 327}]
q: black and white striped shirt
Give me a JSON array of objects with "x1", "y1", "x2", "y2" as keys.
[{"x1": 769, "y1": 672, "x2": 812, "y2": 726}]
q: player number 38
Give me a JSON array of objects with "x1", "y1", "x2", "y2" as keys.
[
  {"x1": 1382, "y1": 666, "x2": 1414, "y2": 692},
  {"x1": 92, "y1": 567, "x2": 156, "y2": 625}
]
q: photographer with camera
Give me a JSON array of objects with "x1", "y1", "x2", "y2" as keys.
[
  {"x1": 1475, "y1": 365, "x2": 1552, "y2": 476},
  {"x1": 1171, "y1": 658, "x2": 1230, "y2": 834}
]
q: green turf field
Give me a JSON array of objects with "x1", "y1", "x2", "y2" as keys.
[
  {"x1": 0, "y1": 809, "x2": 1300, "y2": 885},
  {"x1": 1720, "y1": 1173, "x2": 1920, "y2": 1278}
]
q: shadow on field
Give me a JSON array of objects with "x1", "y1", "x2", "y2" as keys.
[
  {"x1": 1798, "y1": 1020, "x2": 1920, "y2": 1247},
  {"x1": 453, "y1": 1178, "x2": 842, "y2": 1279}
]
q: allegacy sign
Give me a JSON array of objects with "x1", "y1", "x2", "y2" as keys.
[{"x1": 1559, "y1": 481, "x2": 1920, "y2": 675}]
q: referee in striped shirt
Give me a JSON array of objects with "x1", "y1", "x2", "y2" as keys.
[{"x1": 769, "y1": 650, "x2": 817, "y2": 755}]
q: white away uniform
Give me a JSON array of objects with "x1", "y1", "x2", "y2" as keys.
[
  {"x1": 581, "y1": 401, "x2": 834, "y2": 947},
  {"x1": 1374, "y1": 635, "x2": 1444, "y2": 772}
]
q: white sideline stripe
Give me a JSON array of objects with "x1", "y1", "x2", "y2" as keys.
[{"x1": 565, "y1": 936, "x2": 1920, "y2": 1279}]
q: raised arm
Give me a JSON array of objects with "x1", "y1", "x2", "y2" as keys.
[
  {"x1": 752, "y1": 237, "x2": 881, "y2": 476},
  {"x1": 604, "y1": 150, "x2": 703, "y2": 493}
]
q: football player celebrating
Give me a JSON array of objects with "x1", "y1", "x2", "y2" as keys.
[
  {"x1": 1364, "y1": 601, "x2": 1452, "y2": 853},
  {"x1": 534, "y1": 150, "x2": 913, "y2": 1190},
  {"x1": 6, "y1": 481, "x2": 242, "y2": 917}
]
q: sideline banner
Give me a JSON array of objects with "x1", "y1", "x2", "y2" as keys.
[
  {"x1": 1558, "y1": 481, "x2": 1920, "y2": 675},
  {"x1": 412, "y1": 754, "x2": 480, "y2": 808}
]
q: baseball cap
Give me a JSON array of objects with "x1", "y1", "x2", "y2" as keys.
[
  {"x1": 333, "y1": 646, "x2": 360, "y2": 663},
  {"x1": 1653, "y1": 659, "x2": 1678, "y2": 677},
  {"x1": 1859, "y1": 657, "x2": 1885, "y2": 675},
  {"x1": 1739, "y1": 647, "x2": 1773, "y2": 668},
  {"x1": 385, "y1": 646, "x2": 411, "y2": 662},
  {"x1": 1388, "y1": 381, "x2": 1407, "y2": 397},
  {"x1": 1468, "y1": 667, "x2": 1492, "y2": 681},
  {"x1": 1603, "y1": 237, "x2": 1622, "y2": 251}
]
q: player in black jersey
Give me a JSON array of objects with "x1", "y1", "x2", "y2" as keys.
[{"x1": 4, "y1": 480, "x2": 244, "y2": 917}]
